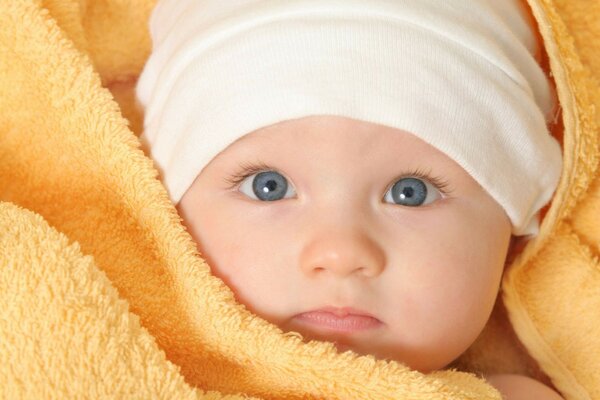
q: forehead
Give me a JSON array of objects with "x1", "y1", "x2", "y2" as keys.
[{"x1": 227, "y1": 115, "x2": 458, "y2": 168}]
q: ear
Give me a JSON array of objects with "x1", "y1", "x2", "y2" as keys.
[{"x1": 504, "y1": 235, "x2": 531, "y2": 268}]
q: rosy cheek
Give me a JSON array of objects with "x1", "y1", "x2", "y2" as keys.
[
  {"x1": 196, "y1": 205, "x2": 292, "y2": 306},
  {"x1": 383, "y1": 215, "x2": 504, "y2": 329}
]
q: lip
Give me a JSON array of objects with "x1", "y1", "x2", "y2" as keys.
[{"x1": 294, "y1": 306, "x2": 383, "y2": 333}]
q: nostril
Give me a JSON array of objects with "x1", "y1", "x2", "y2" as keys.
[{"x1": 355, "y1": 265, "x2": 375, "y2": 278}]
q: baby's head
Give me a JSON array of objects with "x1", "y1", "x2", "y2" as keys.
[{"x1": 136, "y1": 0, "x2": 562, "y2": 372}]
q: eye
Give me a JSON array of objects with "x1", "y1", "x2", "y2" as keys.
[
  {"x1": 239, "y1": 170, "x2": 296, "y2": 201},
  {"x1": 383, "y1": 177, "x2": 442, "y2": 207}
]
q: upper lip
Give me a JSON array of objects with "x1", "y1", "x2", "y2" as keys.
[{"x1": 300, "y1": 306, "x2": 378, "y2": 319}]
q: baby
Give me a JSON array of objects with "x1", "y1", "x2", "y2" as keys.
[{"x1": 136, "y1": 0, "x2": 564, "y2": 398}]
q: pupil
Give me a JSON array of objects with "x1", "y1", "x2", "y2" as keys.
[
  {"x1": 401, "y1": 187, "x2": 414, "y2": 199},
  {"x1": 264, "y1": 180, "x2": 277, "y2": 192}
]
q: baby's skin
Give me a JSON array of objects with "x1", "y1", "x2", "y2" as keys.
[{"x1": 177, "y1": 115, "x2": 563, "y2": 399}]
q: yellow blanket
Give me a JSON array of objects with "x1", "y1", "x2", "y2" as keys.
[{"x1": 0, "y1": 0, "x2": 598, "y2": 398}]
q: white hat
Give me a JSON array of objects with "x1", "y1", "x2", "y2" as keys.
[{"x1": 136, "y1": 0, "x2": 562, "y2": 236}]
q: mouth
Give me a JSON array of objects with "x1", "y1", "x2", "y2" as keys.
[{"x1": 293, "y1": 306, "x2": 383, "y2": 333}]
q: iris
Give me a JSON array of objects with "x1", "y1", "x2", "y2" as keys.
[
  {"x1": 252, "y1": 171, "x2": 289, "y2": 201},
  {"x1": 390, "y1": 178, "x2": 427, "y2": 206}
]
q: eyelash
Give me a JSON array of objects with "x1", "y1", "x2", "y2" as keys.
[
  {"x1": 224, "y1": 161, "x2": 454, "y2": 196},
  {"x1": 223, "y1": 160, "x2": 281, "y2": 188},
  {"x1": 390, "y1": 166, "x2": 454, "y2": 196}
]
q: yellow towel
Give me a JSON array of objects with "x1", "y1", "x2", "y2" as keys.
[{"x1": 0, "y1": 0, "x2": 597, "y2": 398}]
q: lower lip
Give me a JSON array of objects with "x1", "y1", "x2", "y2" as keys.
[{"x1": 295, "y1": 311, "x2": 382, "y2": 333}]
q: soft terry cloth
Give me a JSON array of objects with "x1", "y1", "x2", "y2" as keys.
[{"x1": 0, "y1": 0, "x2": 598, "y2": 399}]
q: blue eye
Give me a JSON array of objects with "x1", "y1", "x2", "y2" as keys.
[
  {"x1": 239, "y1": 170, "x2": 296, "y2": 201},
  {"x1": 384, "y1": 177, "x2": 442, "y2": 207}
]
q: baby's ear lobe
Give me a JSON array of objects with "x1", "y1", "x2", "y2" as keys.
[{"x1": 505, "y1": 235, "x2": 530, "y2": 267}]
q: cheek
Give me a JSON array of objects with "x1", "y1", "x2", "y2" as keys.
[
  {"x1": 179, "y1": 195, "x2": 297, "y2": 320},
  {"x1": 383, "y1": 203, "x2": 510, "y2": 343}
]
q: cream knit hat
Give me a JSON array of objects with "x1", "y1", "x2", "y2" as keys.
[{"x1": 136, "y1": 0, "x2": 562, "y2": 236}]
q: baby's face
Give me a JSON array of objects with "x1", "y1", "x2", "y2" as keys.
[{"x1": 177, "y1": 115, "x2": 512, "y2": 372}]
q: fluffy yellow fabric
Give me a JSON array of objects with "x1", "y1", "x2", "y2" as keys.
[
  {"x1": 0, "y1": 0, "x2": 597, "y2": 399},
  {"x1": 502, "y1": 1, "x2": 600, "y2": 399}
]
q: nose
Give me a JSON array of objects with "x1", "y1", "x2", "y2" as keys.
[{"x1": 299, "y1": 229, "x2": 386, "y2": 279}]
